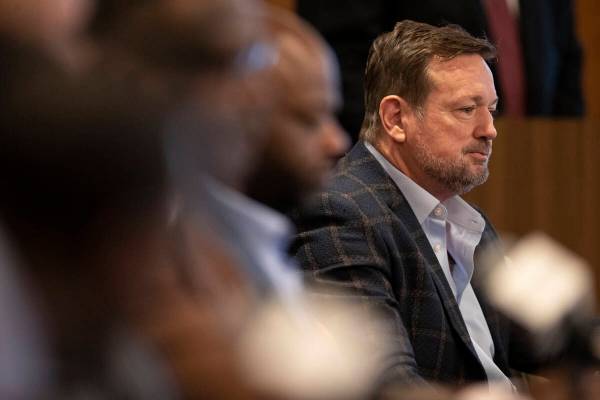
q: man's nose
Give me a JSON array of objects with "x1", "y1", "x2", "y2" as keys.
[{"x1": 475, "y1": 108, "x2": 497, "y2": 140}]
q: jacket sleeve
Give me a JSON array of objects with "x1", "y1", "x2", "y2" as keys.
[{"x1": 291, "y1": 190, "x2": 427, "y2": 388}]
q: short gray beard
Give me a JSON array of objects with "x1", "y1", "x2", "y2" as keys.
[{"x1": 412, "y1": 140, "x2": 489, "y2": 195}]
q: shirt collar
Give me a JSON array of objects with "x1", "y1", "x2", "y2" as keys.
[
  {"x1": 444, "y1": 196, "x2": 485, "y2": 233},
  {"x1": 365, "y1": 142, "x2": 484, "y2": 232},
  {"x1": 365, "y1": 142, "x2": 438, "y2": 224}
]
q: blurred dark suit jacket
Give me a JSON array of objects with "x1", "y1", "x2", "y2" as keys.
[
  {"x1": 291, "y1": 142, "x2": 542, "y2": 385},
  {"x1": 299, "y1": 0, "x2": 584, "y2": 140}
]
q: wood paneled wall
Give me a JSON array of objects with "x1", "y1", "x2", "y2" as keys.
[
  {"x1": 577, "y1": 0, "x2": 600, "y2": 117},
  {"x1": 464, "y1": 118, "x2": 600, "y2": 295}
]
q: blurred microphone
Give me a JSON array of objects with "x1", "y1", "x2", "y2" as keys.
[
  {"x1": 482, "y1": 232, "x2": 600, "y2": 366},
  {"x1": 238, "y1": 298, "x2": 389, "y2": 400}
]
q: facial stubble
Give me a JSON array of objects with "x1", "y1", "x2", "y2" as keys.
[{"x1": 412, "y1": 138, "x2": 490, "y2": 195}]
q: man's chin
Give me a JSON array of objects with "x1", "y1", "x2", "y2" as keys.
[
  {"x1": 466, "y1": 161, "x2": 489, "y2": 178},
  {"x1": 439, "y1": 169, "x2": 489, "y2": 196},
  {"x1": 463, "y1": 170, "x2": 489, "y2": 191}
]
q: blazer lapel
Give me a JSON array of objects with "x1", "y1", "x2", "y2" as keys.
[
  {"x1": 395, "y1": 194, "x2": 480, "y2": 359},
  {"x1": 346, "y1": 142, "x2": 480, "y2": 359},
  {"x1": 472, "y1": 228, "x2": 511, "y2": 374}
]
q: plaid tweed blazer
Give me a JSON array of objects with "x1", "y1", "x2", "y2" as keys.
[{"x1": 291, "y1": 142, "x2": 540, "y2": 386}]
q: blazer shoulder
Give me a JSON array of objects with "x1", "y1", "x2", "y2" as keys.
[
  {"x1": 292, "y1": 142, "x2": 405, "y2": 226},
  {"x1": 329, "y1": 142, "x2": 397, "y2": 193}
]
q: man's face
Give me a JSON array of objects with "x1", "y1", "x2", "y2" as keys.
[
  {"x1": 405, "y1": 54, "x2": 498, "y2": 198},
  {"x1": 246, "y1": 49, "x2": 349, "y2": 211}
]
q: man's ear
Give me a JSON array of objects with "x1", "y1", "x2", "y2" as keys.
[{"x1": 378, "y1": 95, "x2": 410, "y2": 143}]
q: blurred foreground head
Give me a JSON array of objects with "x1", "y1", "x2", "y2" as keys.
[
  {"x1": 105, "y1": 1, "x2": 348, "y2": 213},
  {"x1": 0, "y1": 68, "x2": 170, "y2": 305},
  {"x1": 0, "y1": 57, "x2": 182, "y2": 397},
  {"x1": 0, "y1": 0, "x2": 273, "y2": 282},
  {"x1": 107, "y1": 0, "x2": 273, "y2": 194},
  {"x1": 244, "y1": 6, "x2": 350, "y2": 212},
  {"x1": 0, "y1": 0, "x2": 279, "y2": 397}
]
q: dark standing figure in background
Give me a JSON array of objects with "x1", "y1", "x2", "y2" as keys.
[
  {"x1": 299, "y1": 0, "x2": 584, "y2": 141},
  {"x1": 291, "y1": 21, "x2": 546, "y2": 391}
]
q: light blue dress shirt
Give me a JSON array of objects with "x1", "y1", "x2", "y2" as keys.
[
  {"x1": 366, "y1": 143, "x2": 513, "y2": 390},
  {"x1": 201, "y1": 176, "x2": 305, "y2": 314}
]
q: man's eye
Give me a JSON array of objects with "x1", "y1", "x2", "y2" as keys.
[
  {"x1": 489, "y1": 108, "x2": 498, "y2": 118},
  {"x1": 459, "y1": 106, "x2": 476, "y2": 115}
]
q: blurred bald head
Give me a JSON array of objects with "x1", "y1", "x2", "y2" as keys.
[
  {"x1": 104, "y1": 0, "x2": 273, "y2": 194},
  {"x1": 244, "y1": 7, "x2": 349, "y2": 212},
  {"x1": 267, "y1": 8, "x2": 339, "y2": 94}
]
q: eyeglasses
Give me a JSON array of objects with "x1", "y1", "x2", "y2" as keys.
[{"x1": 231, "y1": 40, "x2": 278, "y2": 77}]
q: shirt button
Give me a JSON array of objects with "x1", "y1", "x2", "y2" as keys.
[
  {"x1": 433, "y1": 243, "x2": 441, "y2": 252},
  {"x1": 434, "y1": 207, "x2": 444, "y2": 217}
]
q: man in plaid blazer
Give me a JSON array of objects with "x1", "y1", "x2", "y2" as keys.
[{"x1": 291, "y1": 20, "x2": 544, "y2": 389}]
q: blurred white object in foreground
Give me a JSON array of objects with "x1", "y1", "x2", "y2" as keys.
[
  {"x1": 457, "y1": 383, "x2": 531, "y2": 400},
  {"x1": 485, "y1": 232, "x2": 594, "y2": 334},
  {"x1": 238, "y1": 299, "x2": 387, "y2": 400}
]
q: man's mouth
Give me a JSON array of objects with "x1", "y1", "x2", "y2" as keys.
[
  {"x1": 467, "y1": 152, "x2": 489, "y2": 162},
  {"x1": 464, "y1": 143, "x2": 491, "y2": 158},
  {"x1": 464, "y1": 145, "x2": 491, "y2": 162}
]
